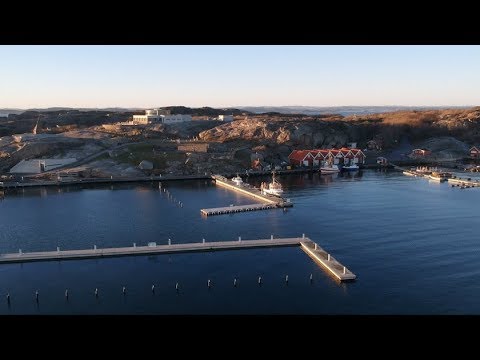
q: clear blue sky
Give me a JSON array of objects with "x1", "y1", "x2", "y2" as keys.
[{"x1": 1, "y1": 45, "x2": 479, "y2": 109}]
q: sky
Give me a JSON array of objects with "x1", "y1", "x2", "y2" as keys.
[{"x1": 0, "y1": 45, "x2": 479, "y2": 109}]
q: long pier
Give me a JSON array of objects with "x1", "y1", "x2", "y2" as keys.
[{"x1": 0, "y1": 236, "x2": 356, "y2": 282}]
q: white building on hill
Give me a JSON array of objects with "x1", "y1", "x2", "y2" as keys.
[
  {"x1": 218, "y1": 114, "x2": 233, "y2": 122},
  {"x1": 132, "y1": 109, "x2": 192, "y2": 125}
]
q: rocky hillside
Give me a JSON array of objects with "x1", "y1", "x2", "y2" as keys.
[
  {"x1": 198, "y1": 115, "x2": 349, "y2": 148},
  {"x1": 198, "y1": 108, "x2": 480, "y2": 150}
]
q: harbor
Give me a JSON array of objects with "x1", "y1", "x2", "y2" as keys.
[{"x1": 2, "y1": 169, "x2": 480, "y2": 314}]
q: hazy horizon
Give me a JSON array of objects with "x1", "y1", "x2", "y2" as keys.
[
  {"x1": 1, "y1": 45, "x2": 479, "y2": 108},
  {"x1": 0, "y1": 104, "x2": 475, "y2": 111}
]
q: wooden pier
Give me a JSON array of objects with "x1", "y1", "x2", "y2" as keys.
[{"x1": 0, "y1": 236, "x2": 355, "y2": 282}]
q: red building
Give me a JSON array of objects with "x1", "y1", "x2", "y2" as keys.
[
  {"x1": 288, "y1": 150, "x2": 315, "y2": 167},
  {"x1": 470, "y1": 146, "x2": 480, "y2": 159},
  {"x1": 288, "y1": 148, "x2": 366, "y2": 167}
]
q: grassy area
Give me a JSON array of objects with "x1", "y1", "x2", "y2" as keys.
[{"x1": 113, "y1": 145, "x2": 186, "y2": 171}]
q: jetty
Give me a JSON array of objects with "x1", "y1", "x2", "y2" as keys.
[
  {"x1": 448, "y1": 177, "x2": 480, "y2": 188},
  {"x1": 201, "y1": 203, "x2": 278, "y2": 216},
  {"x1": 0, "y1": 236, "x2": 355, "y2": 282},
  {"x1": 201, "y1": 175, "x2": 293, "y2": 216}
]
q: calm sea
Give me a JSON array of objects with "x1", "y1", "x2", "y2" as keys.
[{"x1": 1, "y1": 170, "x2": 479, "y2": 314}]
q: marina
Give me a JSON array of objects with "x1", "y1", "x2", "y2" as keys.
[{"x1": 2, "y1": 170, "x2": 480, "y2": 314}]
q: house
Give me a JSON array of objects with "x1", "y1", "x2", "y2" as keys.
[
  {"x1": 288, "y1": 150, "x2": 315, "y2": 167},
  {"x1": 349, "y1": 148, "x2": 366, "y2": 164},
  {"x1": 132, "y1": 109, "x2": 192, "y2": 124},
  {"x1": 313, "y1": 150, "x2": 330, "y2": 167},
  {"x1": 218, "y1": 115, "x2": 233, "y2": 122},
  {"x1": 470, "y1": 146, "x2": 480, "y2": 159},
  {"x1": 377, "y1": 157, "x2": 388, "y2": 166},
  {"x1": 410, "y1": 148, "x2": 431, "y2": 158}
]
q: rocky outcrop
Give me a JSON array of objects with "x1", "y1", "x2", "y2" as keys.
[{"x1": 198, "y1": 117, "x2": 354, "y2": 148}]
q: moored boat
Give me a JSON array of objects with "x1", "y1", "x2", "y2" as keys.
[
  {"x1": 320, "y1": 164, "x2": 340, "y2": 174},
  {"x1": 261, "y1": 171, "x2": 283, "y2": 196},
  {"x1": 231, "y1": 174, "x2": 244, "y2": 186}
]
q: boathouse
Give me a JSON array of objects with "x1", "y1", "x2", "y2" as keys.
[
  {"x1": 288, "y1": 150, "x2": 315, "y2": 167},
  {"x1": 470, "y1": 146, "x2": 480, "y2": 159}
]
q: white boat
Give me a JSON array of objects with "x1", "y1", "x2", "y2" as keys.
[
  {"x1": 231, "y1": 175, "x2": 244, "y2": 186},
  {"x1": 320, "y1": 164, "x2": 340, "y2": 174},
  {"x1": 261, "y1": 172, "x2": 283, "y2": 196},
  {"x1": 342, "y1": 164, "x2": 359, "y2": 171}
]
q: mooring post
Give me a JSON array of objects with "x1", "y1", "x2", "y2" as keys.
[
  {"x1": 234, "y1": 278, "x2": 237, "y2": 287},
  {"x1": 258, "y1": 276, "x2": 262, "y2": 285},
  {"x1": 57, "y1": 246, "x2": 60, "y2": 253},
  {"x1": 6, "y1": 293, "x2": 10, "y2": 304},
  {"x1": 238, "y1": 236, "x2": 241, "y2": 242},
  {"x1": 94, "y1": 245, "x2": 97, "y2": 251},
  {"x1": 343, "y1": 267, "x2": 346, "y2": 274},
  {"x1": 285, "y1": 275, "x2": 289, "y2": 283},
  {"x1": 302, "y1": 233, "x2": 305, "y2": 239},
  {"x1": 151, "y1": 285, "x2": 155, "y2": 293},
  {"x1": 95, "y1": 288, "x2": 98, "y2": 297},
  {"x1": 310, "y1": 273, "x2": 313, "y2": 282},
  {"x1": 203, "y1": 238, "x2": 205, "y2": 244},
  {"x1": 271, "y1": 234, "x2": 273, "y2": 240},
  {"x1": 133, "y1": 242, "x2": 136, "y2": 248},
  {"x1": 35, "y1": 290, "x2": 39, "y2": 302},
  {"x1": 168, "y1": 238, "x2": 171, "y2": 246},
  {"x1": 208, "y1": 279, "x2": 211, "y2": 288},
  {"x1": 19, "y1": 249, "x2": 22, "y2": 255},
  {"x1": 122, "y1": 286, "x2": 126, "y2": 295},
  {"x1": 176, "y1": 283, "x2": 179, "y2": 291},
  {"x1": 65, "y1": 289, "x2": 69, "y2": 299},
  {"x1": 327, "y1": 254, "x2": 331, "y2": 261}
]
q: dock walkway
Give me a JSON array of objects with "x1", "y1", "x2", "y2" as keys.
[
  {"x1": 201, "y1": 203, "x2": 278, "y2": 216},
  {"x1": 203, "y1": 175, "x2": 293, "y2": 216},
  {"x1": 0, "y1": 237, "x2": 355, "y2": 282}
]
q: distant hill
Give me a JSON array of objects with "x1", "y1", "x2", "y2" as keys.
[
  {"x1": 161, "y1": 106, "x2": 251, "y2": 116},
  {"x1": 239, "y1": 106, "x2": 473, "y2": 117},
  {"x1": 0, "y1": 106, "x2": 252, "y2": 116}
]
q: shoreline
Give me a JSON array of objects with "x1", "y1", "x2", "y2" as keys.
[{"x1": 0, "y1": 165, "x2": 395, "y2": 190}]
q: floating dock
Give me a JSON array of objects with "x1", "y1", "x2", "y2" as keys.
[
  {"x1": 0, "y1": 236, "x2": 355, "y2": 282},
  {"x1": 300, "y1": 241, "x2": 356, "y2": 281},
  {"x1": 201, "y1": 203, "x2": 278, "y2": 216},
  {"x1": 203, "y1": 175, "x2": 293, "y2": 216},
  {"x1": 448, "y1": 177, "x2": 480, "y2": 188}
]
